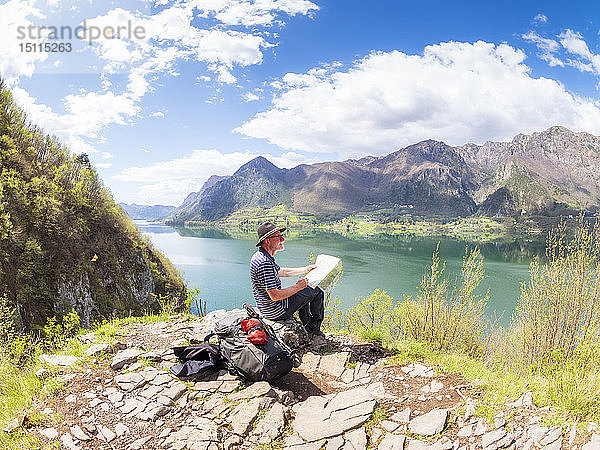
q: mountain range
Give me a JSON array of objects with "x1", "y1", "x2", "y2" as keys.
[
  {"x1": 168, "y1": 126, "x2": 600, "y2": 223},
  {"x1": 119, "y1": 203, "x2": 177, "y2": 221}
]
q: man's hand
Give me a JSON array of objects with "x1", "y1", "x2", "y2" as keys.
[
  {"x1": 296, "y1": 278, "x2": 308, "y2": 290},
  {"x1": 305, "y1": 264, "x2": 317, "y2": 274}
]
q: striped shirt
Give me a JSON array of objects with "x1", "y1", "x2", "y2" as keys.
[{"x1": 250, "y1": 248, "x2": 287, "y2": 319}]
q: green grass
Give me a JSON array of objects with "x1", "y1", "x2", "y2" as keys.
[{"x1": 0, "y1": 309, "x2": 190, "y2": 449}]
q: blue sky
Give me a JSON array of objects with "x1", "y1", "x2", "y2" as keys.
[{"x1": 2, "y1": 0, "x2": 600, "y2": 205}]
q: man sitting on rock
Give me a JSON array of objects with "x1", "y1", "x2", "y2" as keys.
[{"x1": 249, "y1": 222, "x2": 325, "y2": 337}]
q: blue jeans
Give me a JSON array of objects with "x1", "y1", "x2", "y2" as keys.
[{"x1": 275, "y1": 287, "x2": 324, "y2": 333}]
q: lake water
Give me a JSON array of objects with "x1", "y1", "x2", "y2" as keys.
[{"x1": 136, "y1": 221, "x2": 543, "y2": 324}]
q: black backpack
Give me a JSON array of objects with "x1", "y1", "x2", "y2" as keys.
[{"x1": 206, "y1": 304, "x2": 294, "y2": 382}]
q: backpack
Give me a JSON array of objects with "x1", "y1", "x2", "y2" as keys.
[
  {"x1": 206, "y1": 304, "x2": 294, "y2": 382},
  {"x1": 169, "y1": 343, "x2": 222, "y2": 380}
]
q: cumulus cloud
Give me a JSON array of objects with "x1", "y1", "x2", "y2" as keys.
[
  {"x1": 242, "y1": 92, "x2": 259, "y2": 101},
  {"x1": 11, "y1": 86, "x2": 140, "y2": 154},
  {"x1": 235, "y1": 41, "x2": 600, "y2": 156},
  {"x1": 0, "y1": 0, "x2": 48, "y2": 84},
  {"x1": 2, "y1": 0, "x2": 319, "y2": 160},
  {"x1": 533, "y1": 14, "x2": 547, "y2": 24},
  {"x1": 115, "y1": 148, "x2": 321, "y2": 204}
]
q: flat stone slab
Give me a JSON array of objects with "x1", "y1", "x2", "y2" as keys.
[
  {"x1": 40, "y1": 354, "x2": 83, "y2": 367},
  {"x1": 318, "y1": 352, "x2": 349, "y2": 378},
  {"x1": 110, "y1": 348, "x2": 141, "y2": 370},
  {"x1": 85, "y1": 343, "x2": 113, "y2": 357},
  {"x1": 408, "y1": 408, "x2": 448, "y2": 436},
  {"x1": 293, "y1": 387, "x2": 377, "y2": 442},
  {"x1": 228, "y1": 381, "x2": 274, "y2": 401},
  {"x1": 114, "y1": 372, "x2": 146, "y2": 391},
  {"x1": 378, "y1": 434, "x2": 406, "y2": 450}
]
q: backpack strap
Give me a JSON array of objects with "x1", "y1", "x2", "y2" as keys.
[
  {"x1": 243, "y1": 303, "x2": 260, "y2": 319},
  {"x1": 203, "y1": 331, "x2": 216, "y2": 344}
]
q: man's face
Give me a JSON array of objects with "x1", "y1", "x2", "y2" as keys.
[{"x1": 266, "y1": 232, "x2": 285, "y2": 253}]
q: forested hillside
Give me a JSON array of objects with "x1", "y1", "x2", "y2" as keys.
[{"x1": 0, "y1": 80, "x2": 186, "y2": 329}]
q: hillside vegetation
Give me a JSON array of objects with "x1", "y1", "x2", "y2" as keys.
[{"x1": 0, "y1": 79, "x2": 186, "y2": 329}]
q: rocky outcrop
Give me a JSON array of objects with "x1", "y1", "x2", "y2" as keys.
[{"x1": 25, "y1": 313, "x2": 599, "y2": 449}]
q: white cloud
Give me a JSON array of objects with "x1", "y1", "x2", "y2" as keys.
[
  {"x1": 533, "y1": 14, "x2": 547, "y2": 24},
  {"x1": 235, "y1": 41, "x2": 600, "y2": 156},
  {"x1": 115, "y1": 148, "x2": 321, "y2": 204},
  {"x1": 522, "y1": 31, "x2": 564, "y2": 67},
  {"x1": 0, "y1": 0, "x2": 48, "y2": 84},
  {"x1": 150, "y1": 111, "x2": 165, "y2": 118},
  {"x1": 192, "y1": 0, "x2": 319, "y2": 26},
  {"x1": 11, "y1": 86, "x2": 140, "y2": 154},
  {"x1": 95, "y1": 162, "x2": 112, "y2": 169},
  {"x1": 101, "y1": 152, "x2": 113, "y2": 159},
  {"x1": 242, "y1": 92, "x2": 259, "y2": 101},
  {"x1": 141, "y1": 148, "x2": 151, "y2": 153}
]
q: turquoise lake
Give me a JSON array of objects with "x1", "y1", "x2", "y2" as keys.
[{"x1": 136, "y1": 221, "x2": 544, "y2": 324}]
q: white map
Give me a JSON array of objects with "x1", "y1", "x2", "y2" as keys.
[{"x1": 305, "y1": 254, "x2": 342, "y2": 291}]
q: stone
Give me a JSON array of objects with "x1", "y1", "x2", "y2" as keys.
[
  {"x1": 380, "y1": 420, "x2": 401, "y2": 433},
  {"x1": 115, "y1": 423, "x2": 129, "y2": 436},
  {"x1": 582, "y1": 434, "x2": 600, "y2": 450},
  {"x1": 527, "y1": 425, "x2": 549, "y2": 442},
  {"x1": 108, "y1": 391, "x2": 124, "y2": 403},
  {"x1": 228, "y1": 381, "x2": 274, "y2": 401},
  {"x1": 114, "y1": 372, "x2": 146, "y2": 391},
  {"x1": 318, "y1": 352, "x2": 350, "y2": 378},
  {"x1": 378, "y1": 434, "x2": 406, "y2": 450},
  {"x1": 229, "y1": 396, "x2": 275, "y2": 435},
  {"x1": 218, "y1": 380, "x2": 241, "y2": 393},
  {"x1": 367, "y1": 381, "x2": 391, "y2": 400},
  {"x1": 481, "y1": 429, "x2": 506, "y2": 448},
  {"x1": 457, "y1": 424, "x2": 473, "y2": 437},
  {"x1": 110, "y1": 348, "x2": 142, "y2": 370},
  {"x1": 252, "y1": 402, "x2": 288, "y2": 444},
  {"x1": 129, "y1": 436, "x2": 152, "y2": 449},
  {"x1": 540, "y1": 428, "x2": 562, "y2": 446},
  {"x1": 70, "y1": 425, "x2": 90, "y2": 441},
  {"x1": 430, "y1": 380, "x2": 444, "y2": 393},
  {"x1": 85, "y1": 343, "x2": 113, "y2": 357},
  {"x1": 40, "y1": 354, "x2": 83, "y2": 367},
  {"x1": 327, "y1": 436, "x2": 345, "y2": 450},
  {"x1": 40, "y1": 427, "x2": 59, "y2": 440},
  {"x1": 402, "y1": 363, "x2": 434, "y2": 377},
  {"x1": 493, "y1": 415, "x2": 506, "y2": 429},
  {"x1": 60, "y1": 433, "x2": 80, "y2": 450},
  {"x1": 513, "y1": 391, "x2": 533, "y2": 407},
  {"x1": 120, "y1": 398, "x2": 141, "y2": 414},
  {"x1": 390, "y1": 407, "x2": 411, "y2": 423},
  {"x1": 298, "y1": 352, "x2": 321, "y2": 375},
  {"x1": 341, "y1": 368, "x2": 354, "y2": 383},
  {"x1": 345, "y1": 428, "x2": 367, "y2": 450},
  {"x1": 407, "y1": 439, "x2": 431, "y2": 450},
  {"x1": 262, "y1": 315, "x2": 310, "y2": 348},
  {"x1": 293, "y1": 388, "x2": 377, "y2": 442},
  {"x1": 65, "y1": 394, "x2": 77, "y2": 403},
  {"x1": 223, "y1": 435, "x2": 244, "y2": 450},
  {"x1": 99, "y1": 425, "x2": 116, "y2": 442},
  {"x1": 409, "y1": 409, "x2": 448, "y2": 436},
  {"x1": 473, "y1": 419, "x2": 487, "y2": 436}
]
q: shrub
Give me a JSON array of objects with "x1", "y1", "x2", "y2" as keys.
[
  {"x1": 42, "y1": 309, "x2": 80, "y2": 350},
  {"x1": 399, "y1": 245, "x2": 489, "y2": 355}
]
